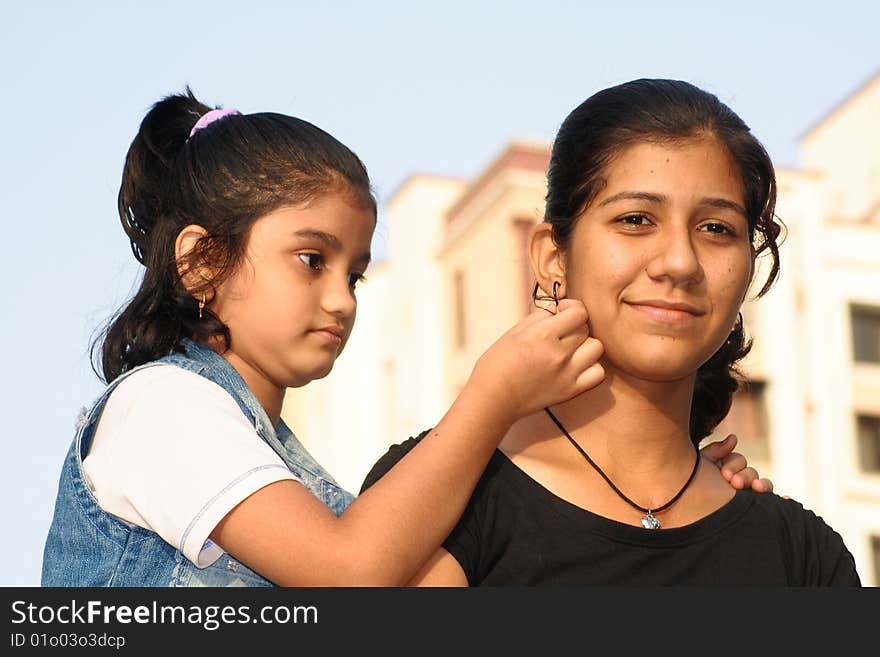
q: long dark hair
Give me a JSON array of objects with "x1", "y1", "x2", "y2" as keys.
[
  {"x1": 543, "y1": 78, "x2": 782, "y2": 443},
  {"x1": 93, "y1": 87, "x2": 375, "y2": 383}
]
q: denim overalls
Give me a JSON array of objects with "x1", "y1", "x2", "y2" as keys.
[{"x1": 41, "y1": 339, "x2": 354, "y2": 586}]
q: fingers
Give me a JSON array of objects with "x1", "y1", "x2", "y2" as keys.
[
  {"x1": 727, "y1": 469, "x2": 773, "y2": 493},
  {"x1": 544, "y1": 298, "x2": 589, "y2": 337},
  {"x1": 716, "y1": 449, "x2": 752, "y2": 485},
  {"x1": 569, "y1": 335, "x2": 604, "y2": 368},
  {"x1": 718, "y1": 452, "x2": 747, "y2": 480},
  {"x1": 699, "y1": 433, "x2": 737, "y2": 463},
  {"x1": 750, "y1": 477, "x2": 774, "y2": 494},
  {"x1": 727, "y1": 466, "x2": 759, "y2": 489},
  {"x1": 556, "y1": 298, "x2": 580, "y2": 313},
  {"x1": 720, "y1": 463, "x2": 775, "y2": 494},
  {"x1": 568, "y1": 336, "x2": 605, "y2": 393},
  {"x1": 575, "y1": 362, "x2": 606, "y2": 393},
  {"x1": 699, "y1": 435, "x2": 776, "y2": 493}
]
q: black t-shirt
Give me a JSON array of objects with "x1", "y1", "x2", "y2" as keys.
[{"x1": 361, "y1": 432, "x2": 861, "y2": 586}]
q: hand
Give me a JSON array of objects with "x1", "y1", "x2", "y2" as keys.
[
  {"x1": 700, "y1": 433, "x2": 774, "y2": 493},
  {"x1": 469, "y1": 298, "x2": 605, "y2": 423}
]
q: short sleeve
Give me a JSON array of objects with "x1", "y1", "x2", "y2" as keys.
[
  {"x1": 437, "y1": 495, "x2": 484, "y2": 585},
  {"x1": 360, "y1": 428, "x2": 484, "y2": 584},
  {"x1": 359, "y1": 430, "x2": 432, "y2": 493},
  {"x1": 82, "y1": 365, "x2": 300, "y2": 568},
  {"x1": 800, "y1": 505, "x2": 862, "y2": 586}
]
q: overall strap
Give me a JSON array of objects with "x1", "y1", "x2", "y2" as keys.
[
  {"x1": 75, "y1": 361, "x2": 171, "y2": 463},
  {"x1": 161, "y1": 340, "x2": 302, "y2": 473}
]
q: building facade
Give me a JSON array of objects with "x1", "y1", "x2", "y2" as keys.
[{"x1": 283, "y1": 75, "x2": 880, "y2": 584}]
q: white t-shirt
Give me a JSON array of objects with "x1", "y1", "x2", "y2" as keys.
[{"x1": 82, "y1": 364, "x2": 299, "y2": 568}]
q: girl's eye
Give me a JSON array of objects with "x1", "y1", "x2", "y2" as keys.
[
  {"x1": 298, "y1": 253, "x2": 323, "y2": 269},
  {"x1": 348, "y1": 273, "x2": 367, "y2": 290},
  {"x1": 699, "y1": 222, "x2": 736, "y2": 236},
  {"x1": 618, "y1": 214, "x2": 653, "y2": 227}
]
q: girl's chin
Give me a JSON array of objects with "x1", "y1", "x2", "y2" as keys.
[
  {"x1": 305, "y1": 362, "x2": 336, "y2": 383},
  {"x1": 604, "y1": 355, "x2": 707, "y2": 383},
  {"x1": 283, "y1": 361, "x2": 337, "y2": 388},
  {"x1": 602, "y1": 338, "x2": 727, "y2": 379}
]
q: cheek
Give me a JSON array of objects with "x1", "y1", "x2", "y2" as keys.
[
  {"x1": 565, "y1": 242, "x2": 639, "y2": 290},
  {"x1": 335, "y1": 305, "x2": 357, "y2": 357},
  {"x1": 216, "y1": 258, "x2": 258, "y2": 304},
  {"x1": 566, "y1": 248, "x2": 635, "y2": 312},
  {"x1": 344, "y1": 304, "x2": 357, "y2": 335},
  {"x1": 728, "y1": 252, "x2": 753, "y2": 299},
  {"x1": 209, "y1": 274, "x2": 245, "y2": 320},
  {"x1": 711, "y1": 256, "x2": 752, "y2": 322}
]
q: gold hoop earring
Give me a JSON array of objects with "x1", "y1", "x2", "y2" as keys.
[{"x1": 198, "y1": 293, "x2": 206, "y2": 319}]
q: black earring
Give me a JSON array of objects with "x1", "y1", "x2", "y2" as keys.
[{"x1": 533, "y1": 281, "x2": 562, "y2": 312}]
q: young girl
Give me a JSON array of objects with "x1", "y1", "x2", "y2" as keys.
[
  {"x1": 362, "y1": 79, "x2": 861, "y2": 586},
  {"x1": 41, "y1": 88, "x2": 767, "y2": 587}
]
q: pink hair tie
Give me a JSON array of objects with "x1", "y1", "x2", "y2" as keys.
[{"x1": 188, "y1": 108, "x2": 241, "y2": 139}]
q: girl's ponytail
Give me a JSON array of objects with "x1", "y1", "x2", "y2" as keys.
[
  {"x1": 96, "y1": 89, "x2": 216, "y2": 383},
  {"x1": 118, "y1": 89, "x2": 210, "y2": 265},
  {"x1": 689, "y1": 315, "x2": 752, "y2": 444}
]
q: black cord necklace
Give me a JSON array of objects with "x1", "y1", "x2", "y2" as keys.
[{"x1": 544, "y1": 407, "x2": 701, "y2": 530}]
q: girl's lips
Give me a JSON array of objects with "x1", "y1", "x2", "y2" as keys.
[
  {"x1": 311, "y1": 329, "x2": 343, "y2": 344},
  {"x1": 626, "y1": 303, "x2": 700, "y2": 323}
]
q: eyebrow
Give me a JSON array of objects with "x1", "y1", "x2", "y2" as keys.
[
  {"x1": 597, "y1": 191, "x2": 747, "y2": 217},
  {"x1": 292, "y1": 229, "x2": 371, "y2": 265},
  {"x1": 598, "y1": 191, "x2": 665, "y2": 207}
]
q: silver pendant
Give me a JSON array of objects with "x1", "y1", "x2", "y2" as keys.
[{"x1": 641, "y1": 510, "x2": 660, "y2": 530}]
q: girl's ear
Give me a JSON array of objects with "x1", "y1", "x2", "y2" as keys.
[
  {"x1": 175, "y1": 224, "x2": 212, "y2": 295},
  {"x1": 528, "y1": 222, "x2": 567, "y2": 299}
]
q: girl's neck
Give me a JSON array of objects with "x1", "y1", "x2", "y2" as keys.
[
  {"x1": 503, "y1": 366, "x2": 733, "y2": 528},
  {"x1": 203, "y1": 337, "x2": 284, "y2": 426},
  {"x1": 547, "y1": 367, "x2": 697, "y2": 475}
]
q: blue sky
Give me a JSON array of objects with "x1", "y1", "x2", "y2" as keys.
[{"x1": 2, "y1": 0, "x2": 877, "y2": 585}]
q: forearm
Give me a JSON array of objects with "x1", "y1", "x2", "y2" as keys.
[
  {"x1": 219, "y1": 303, "x2": 597, "y2": 586},
  {"x1": 329, "y1": 379, "x2": 511, "y2": 585}
]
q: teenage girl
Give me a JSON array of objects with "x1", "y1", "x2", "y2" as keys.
[
  {"x1": 41, "y1": 88, "x2": 764, "y2": 587},
  {"x1": 363, "y1": 79, "x2": 859, "y2": 586}
]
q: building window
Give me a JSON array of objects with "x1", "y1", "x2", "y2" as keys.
[
  {"x1": 707, "y1": 379, "x2": 770, "y2": 461},
  {"x1": 857, "y1": 415, "x2": 880, "y2": 473},
  {"x1": 851, "y1": 305, "x2": 880, "y2": 363},
  {"x1": 873, "y1": 535, "x2": 880, "y2": 587},
  {"x1": 454, "y1": 269, "x2": 466, "y2": 349}
]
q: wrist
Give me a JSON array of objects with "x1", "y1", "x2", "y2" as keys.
[{"x1": 463, "y1": 359, "x2": 520, "y2": 426}]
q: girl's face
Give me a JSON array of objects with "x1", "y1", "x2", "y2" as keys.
[
  {"x1": 562, "y1": 136, "x2": 753, "y2": 382},
  {"x1": 212, "y1": 192, "x2": 375, "y2": 389}
]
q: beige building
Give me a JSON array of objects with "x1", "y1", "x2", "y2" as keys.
[{"x1": 284, "y1": 74, "x2": 880, "y2": 585}]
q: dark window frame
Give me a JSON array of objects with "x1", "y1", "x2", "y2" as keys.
[
  {"x1": 851, "y1": 304, "x2": 880, "y2": 363},
  {"x1": 856, "y1": 414, "x2": 880, "y2": 474},
  {"x1": 707, "y1": 379, "x2": 770, "y2": 461}
]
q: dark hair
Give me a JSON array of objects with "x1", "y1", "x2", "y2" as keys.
[
  {"x1": 93, "y1": 87, "x2": 376, "y2": 383},
  {"x1": 543, "y1": 78, "x2": 782, "y2": 443}
]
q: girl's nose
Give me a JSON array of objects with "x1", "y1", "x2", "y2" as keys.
[
  {"x1": 644, "y1": 226, "x2": 704, "y2": 286},
  {"x1": 321, "y1": 274, "x2": 357, "y2": 318}
]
